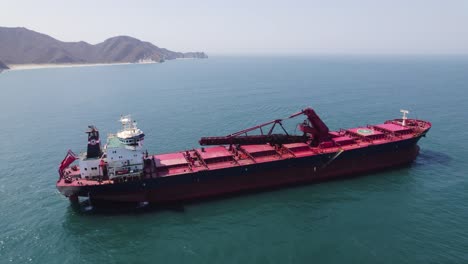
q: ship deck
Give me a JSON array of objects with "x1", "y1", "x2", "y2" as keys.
[{"x1": 58, "y1": 118, "x2": 431, "y2": 187}]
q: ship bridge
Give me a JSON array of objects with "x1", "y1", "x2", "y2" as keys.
[
  {"x1": 105, "y1": 115, "x2": 145, "y2": 179},
  {"x1": 116, "y1": 115, "x2": 145, "y2": 146}
]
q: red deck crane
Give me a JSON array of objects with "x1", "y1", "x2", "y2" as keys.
[{"x1": 199, "y1": 107, "x2": 330, "y2": 146}]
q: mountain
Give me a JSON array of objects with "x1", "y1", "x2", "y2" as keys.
[
  {"x1": 0, "y1": 27, "x2": 207, "y2": 66},
  {"x1": 0, "y1": 60, "x2": 9, "y2": 71}
]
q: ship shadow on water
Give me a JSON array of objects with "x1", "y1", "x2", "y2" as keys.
[
  {"x1": 69, "y1": 199, "x2": 187, "y2": 215},
  {"x1": 414, "y1": 149, "x2": 452, "y2": 167}
]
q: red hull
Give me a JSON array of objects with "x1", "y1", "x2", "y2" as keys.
[
  {"x1": 88, "y1": 144, "x2": 419, "y2": 203},
  {"x1": 57, "y1": 110, "x2": 431, "y2": 204}
]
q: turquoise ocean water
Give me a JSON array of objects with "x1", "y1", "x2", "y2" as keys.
[{"x1": 0, "y1": 56, "x2": 467, "y2": 263}]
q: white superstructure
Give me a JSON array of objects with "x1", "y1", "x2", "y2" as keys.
[
  {"x1": 105, "y1": 115, "x2": 145, "y2": 179},
  {"x1": 78, "y1": 155, "x2": 102, "y2": 178},
  {"x1": 76, "y1": 116, "x2": 145, "y2": 180}
]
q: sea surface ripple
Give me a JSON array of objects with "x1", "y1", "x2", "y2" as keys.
[{"x1": 0, "y1": 55, "x2": 467, "y2": 263}]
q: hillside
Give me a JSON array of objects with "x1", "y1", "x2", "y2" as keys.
[
  {"x1": 0, "y1": 60, "x2": 9, "y2": 70},
  {"x1": 0, "y1": 27, "x2": 207, "y2": 66}
]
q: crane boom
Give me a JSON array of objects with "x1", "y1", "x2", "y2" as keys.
[{"x1": 199, "y1": 107, "x2": 329, "y2": 146}]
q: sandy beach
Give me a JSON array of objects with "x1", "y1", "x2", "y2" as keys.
[{"x1": 6, "y1": 61, "x2": 158, "y2": 71}]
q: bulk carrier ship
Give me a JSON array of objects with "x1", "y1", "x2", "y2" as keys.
[{"x1": 57, "y1": 107, "x2": 431, "y2": 203}]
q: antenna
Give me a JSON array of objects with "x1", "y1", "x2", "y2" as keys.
[{"x1": 400, "y1": 109, "x2": 409, "y2": 126}]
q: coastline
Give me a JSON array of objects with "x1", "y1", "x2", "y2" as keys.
[{"x1": 5, "y1": 61, "x2": 158, "y2": 71}]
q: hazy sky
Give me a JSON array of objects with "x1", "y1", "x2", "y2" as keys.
[{"x1": 1, "y1": 0, "x2": 467, "y2": 54}]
